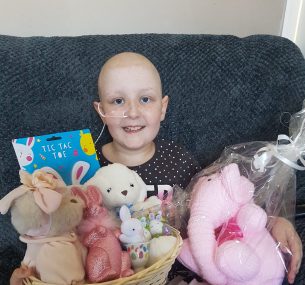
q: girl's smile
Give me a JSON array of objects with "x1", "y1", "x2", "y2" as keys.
[{"x1": 123, "y1": 126, "x2": 145, "y2": 133}]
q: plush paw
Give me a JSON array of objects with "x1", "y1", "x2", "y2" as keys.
[
  {"x1": 237, "y1": 203, "x2": 267, "y2": 234},
  {"x1": 86, "y1": 248, "x2": 118, "y2": 282},
  {"x1": 216, "y1": 240, "x2": 260, "y2": 281},
  {"x1": 121, "y1": 251, "x2": 134, "y2": 277},
  {"x1": 121, "y1": 268, "x2": 134, "y2": 278},
  {"x1": 95, "y1": 268, "x2": 118, "y2": 282}
]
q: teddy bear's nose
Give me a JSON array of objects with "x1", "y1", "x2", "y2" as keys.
[{"x1": 121, "y1": 190, "x2": 128, "y2": 196}]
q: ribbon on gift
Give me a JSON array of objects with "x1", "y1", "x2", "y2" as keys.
[
  {"x1": 253, "y1": 118, "x2": 305, "y2": 172},
  {"x1": 0, "y1": 170, "x2": 63, "y2": 215}
]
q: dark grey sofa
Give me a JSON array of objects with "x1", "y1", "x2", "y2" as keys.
[{"x1": 0, "y1": 34, "x2": 304, "y2": 285}]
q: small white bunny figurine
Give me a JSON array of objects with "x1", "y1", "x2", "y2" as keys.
[
  {"x1": 119, "y1": 205, "x2": 146, "y2": 244},
  {"x1": 12, "y1": 138, "x2": 35, "y2": 169},
  {"x1": 149, "y1": 212, "x2": 164, "y2": 236}
]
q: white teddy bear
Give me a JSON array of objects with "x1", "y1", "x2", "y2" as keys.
[{"x1": 85, "y1": 163, "x2": 147, "y2": 209}]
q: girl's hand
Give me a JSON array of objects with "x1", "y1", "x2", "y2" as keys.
[
  {"x1": 10, "y1": 265, "x2": 35, "y2": 285},
  {"x1": 270, "y1": 217, "x2": 303, "y2": 284}
]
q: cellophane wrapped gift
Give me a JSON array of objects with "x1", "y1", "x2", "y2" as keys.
[{"x1": 178, "y1": 104, "x2": 305, "y2": 285}]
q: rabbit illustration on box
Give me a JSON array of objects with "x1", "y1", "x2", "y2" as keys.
[
  {"x1": 0, "y1": 170, "x2": 86, "y2": 285},
  {"x1": 72, "y1": 185, "x2": 134, "y2": 283},
  {"x1": 12, "y1": 138, "x2": 35, "y2": 169},
  {"x1": 85, "y1": 163, "x2": 147, "y2": 209},
  {"x1": 12, "y1": 130, "x2": 101, "y2": 186}
]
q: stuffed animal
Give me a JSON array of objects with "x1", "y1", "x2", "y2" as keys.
[
  {"x1": 85, "y1": 163, "x2": 147, "y2": 209},
  {"x1": 178, "y1": 163, "x2": 285, "y2": 285},
  {"x1": 72, "y1": 185, "x2": 134, "y2": 282},
  {"x1": 148, "y1": 211, "x2": 164, "y2": 237},
  {"x1": 0, "y1": 170, "x2": 86, "y2": 285},
  {"x1": 119, "y1": 205, "x2": 146, "y2": 244}
]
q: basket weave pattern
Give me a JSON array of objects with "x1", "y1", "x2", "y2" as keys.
[{"x1": 25, "y1": 227, "x2": 182, "y2": 285}]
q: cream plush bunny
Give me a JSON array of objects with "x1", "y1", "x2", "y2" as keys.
[
  {"x1": 0, "y1": 170, "x2": 86, "y2": 285},
  {"x1": 85, "y1": 163, "x2": 147, "y2": 209}
]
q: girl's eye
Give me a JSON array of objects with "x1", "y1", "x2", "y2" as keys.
[
  {"x1": 140, "y1": 96, "x2": 151, "y2": 104},
  {"x1": 113, "y1": 98, "x2": 124, "y2": 105}
]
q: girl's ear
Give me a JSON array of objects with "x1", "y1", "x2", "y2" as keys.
[
  {"x1": 161, "y1": 95, "x2": 169, "y2": 121},
  {"x1": 93, "y1": 101, "x2": 107, "y2": 125}
]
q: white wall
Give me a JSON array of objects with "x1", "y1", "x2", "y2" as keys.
[
  {"x1": 0, "y1": 0, "x2": 286, "y2": 37},
  {"x1": 296, "y1": 1, "x2": 305, "y2": 56},
  {"x1": 282, "y1": 0, "x2": 305, "y2": 57}
]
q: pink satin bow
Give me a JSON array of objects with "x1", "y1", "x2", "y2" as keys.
[{"x1": 0, "y1": 170, "x2": 63, "y2": 215}]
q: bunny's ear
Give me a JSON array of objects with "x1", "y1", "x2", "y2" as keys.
[
  {"x1": 71, "y1": 161, "x2": 90, "y2": 185},
  {"x1": 40, "y1": 166, "x2": 66, "y2": 187},
  {"x1": 221, "y1": 163, "x2": 241, "y2": 192},
  {"x1": 26, "y1": 137, "x2": 35, "y2": 148},
  {"x1": 156, "y1": 212, "x2": 162, "y2": 221},
  {"x1": 149, "y1": 212, "x2": 155, "y2": 220},
  {"x1": 85, "y1": 185, "x2": 102, "y2": 205},
  {"x1": 221, "y1": 163, "x2": 253, "y2": 204},
  {"x1": 71, "y1": 186, "x2": 88, "y2": 206},
  {"x1": 119, "y1": 205, "x2": 131, "y2": 222}
]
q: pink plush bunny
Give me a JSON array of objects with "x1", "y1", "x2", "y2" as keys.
[
  {"x1": 72, "y1": 185, "x2": 134, "y2": 283},
  {"x1": 178, "y1": 163, "x2": 285, "y2": 285}
]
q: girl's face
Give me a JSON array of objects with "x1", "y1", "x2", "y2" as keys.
[{"x1": 96, "y1": 63, "x2": 168, "y2": 152}]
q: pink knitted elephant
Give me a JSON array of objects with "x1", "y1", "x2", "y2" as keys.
[
  {"x1": 72, "y1": 185, "x2": 134, "y2": 283},
  {"x1": 178, "y1": 163, "x2": 285, "y2": 285}
]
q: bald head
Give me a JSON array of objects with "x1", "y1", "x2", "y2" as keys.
[{"x1": 98, "y1": 52, "x2": 162, "y2": 98}]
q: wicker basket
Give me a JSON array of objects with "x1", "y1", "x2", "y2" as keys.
[{"x1": 24, "y1": 226, "x2": 182, "y2": 285}]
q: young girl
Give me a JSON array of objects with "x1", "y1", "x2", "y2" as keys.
[
  {"x1": 94, "y1": 52, "x2": 302, "y2": 284},
  {"x1": 11, "y1": 52, "x2": 302, "y2": 285}
]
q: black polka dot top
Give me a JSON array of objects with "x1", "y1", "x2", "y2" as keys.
[{"x1": 96, "y1": 139, "x2": 201, "y2": 196}]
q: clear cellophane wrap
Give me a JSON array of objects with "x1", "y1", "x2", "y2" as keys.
[{"x1": 178, "y1": 104, "x2": 305, "y2": 285}]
